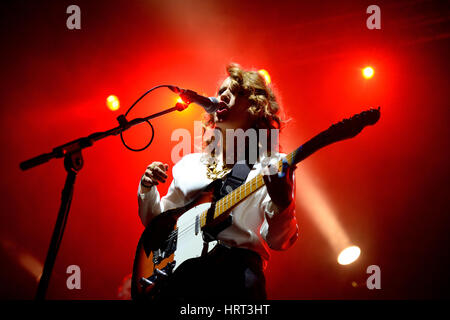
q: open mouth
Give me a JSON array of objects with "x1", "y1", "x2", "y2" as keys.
[{"x1": 216, "y1": 102, "x2": 230, "y2": 121}]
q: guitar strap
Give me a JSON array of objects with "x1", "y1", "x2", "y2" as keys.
[
  {"x1": 217, "y1": 159, "x2": 254, "y2": 199},
  {"x1": 203, "y1": 160, "x2": 254, "y2": 242}
]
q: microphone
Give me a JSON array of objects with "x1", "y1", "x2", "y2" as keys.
[{"x1": 168, "y1": 86, "x2": 220, "y2": 113}]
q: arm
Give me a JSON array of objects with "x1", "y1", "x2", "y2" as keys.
[
  {"x1": 137, "y1": 161, "x2": 186, "y2": 227},
  {"x1": 137, "y1": 178, "x2": 185, "y2": 227},
  {"x1": 260, "y1": 196, "x2": 299, "y2": 250},
  {"x1": 260, "y1": 159, "x2": 299, "y2": 250}
]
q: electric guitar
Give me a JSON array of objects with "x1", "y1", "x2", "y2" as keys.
[{"x1": 131, "y1": 107, "x2": 380, "y2": 300}]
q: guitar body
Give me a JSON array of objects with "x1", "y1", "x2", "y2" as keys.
[{"x1": 131, "y1": 185, "x2": 221, "y2": 300}]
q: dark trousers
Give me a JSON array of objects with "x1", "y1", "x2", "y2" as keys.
[{"x1": 155, "y1": 244, "x2": 267, "y2": 301}]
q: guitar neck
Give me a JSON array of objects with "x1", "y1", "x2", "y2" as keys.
[{"x1": 197, "y1": 107, "x2": 380, "y2": 228}]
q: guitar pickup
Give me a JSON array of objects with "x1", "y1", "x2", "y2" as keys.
[{"x1": 195, "y1": 215, "x2": 200, "y2": 235}]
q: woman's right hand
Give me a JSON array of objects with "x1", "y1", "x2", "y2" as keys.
[{"x1": 141, "y1": 162, "x2": 169, "y2": 189}]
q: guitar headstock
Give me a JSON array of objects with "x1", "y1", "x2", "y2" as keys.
[{"x1": 326, "y1": 107, "x2": 380, "y2": 141}]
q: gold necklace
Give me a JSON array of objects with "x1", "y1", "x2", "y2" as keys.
[{"x1": 206, "y1": 160, "x2": 231, "y2": 180}]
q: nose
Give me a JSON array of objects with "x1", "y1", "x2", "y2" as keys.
[{"x1": 219, "y1": 90, "x2": 231, "y2": 104}]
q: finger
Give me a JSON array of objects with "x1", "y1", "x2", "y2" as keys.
[
  {"x1": 152, "y1": 173, "x2": 166, "y2": 183},
  {"x1": 144, "y1": 170, "x2": 155, "y2": 179},
  {"x1": 154, "y1": 162, "x2": 168, "y2": 172},
  {"x1": 278, "y1": 158, "x2": 289, "y2": 178},
  {"x1": 148, "y1": 161, "x2": 162, "y2": 170},
  {"x1": 142, "y1": 176, "x2": 157, "y2": 187},
  {"x1": 148, "y1": 162, "x2": 159, "y2": 169},
  {"x1": 146, "y1": 171, "x2": 165, "y2": 183},
  {"x1": 153, "y1": 167, "x2": 168, "y2": 179},
  {"x1": 151, "y1": 170, "x2": 167, "y2": 183},
  {"x1": 148, "y1": 177, "x2": 159, "y2": 186}
]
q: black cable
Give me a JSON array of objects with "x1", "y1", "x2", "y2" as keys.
[{"x1": 120, "y1": 85, "x2": 173, "y2": 152}]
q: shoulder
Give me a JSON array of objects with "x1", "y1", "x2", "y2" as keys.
[
  {"x1": 171, "y1": 153, "x2": 211, "y2": 191},
  {"x1": 172, "y1": 153, "x2": 204, "y2": 177},
  {"x1": 173, "y1": 152, "x2": 203, "y2": 168}
]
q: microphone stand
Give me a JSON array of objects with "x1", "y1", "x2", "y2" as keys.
[{"x1": 20, "y1": 103, "x2": 188, "y2": 300}]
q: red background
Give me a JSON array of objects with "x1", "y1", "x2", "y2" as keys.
[{"x1": 0, "y1": 0, "x2": 449, "y2": 299}]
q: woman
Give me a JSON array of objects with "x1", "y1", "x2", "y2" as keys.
[{"x1": 138, "y1": 63, "x2": 298, "y2": 300}]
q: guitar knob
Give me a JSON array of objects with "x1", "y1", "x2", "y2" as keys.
[
  {"x1": 140, "y1": 277, "x2": 154, "y2": 287},
  {"x1": 154, "y1": 268, "x2": 168, "y2": 278}
]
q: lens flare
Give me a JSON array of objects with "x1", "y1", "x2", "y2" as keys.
[
  {"x1": 106, "y1": 95, "x2": 120, "y2": 111},
  {"x1": 175, "y1": 97, "x2": 189, "y2": 111},
  {"x1": 258, "y1": 69, "x2": 271, "y2": 85},
  {"x1": 176, "y1": 97, "x2": 185, "y2": 104},
  {"x1": 337, "y1": 246, "x2": 361, "y2": 265},
  {"x1": 362, "y1": 66, "x2": 374, "y2": 79}
]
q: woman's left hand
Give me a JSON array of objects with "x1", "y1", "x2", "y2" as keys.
[{"x1": 263, "y1": 158, "x2": 296, "y2": 211}]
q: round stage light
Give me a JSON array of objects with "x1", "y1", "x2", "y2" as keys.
[
  {"x1": 106, "y1": 95, "x2": 120, "y2": 111},
  {"x1": 362, "y1": 66, "x2": 374, "y2": 79},
  {"x1": 337, "y1": 245, "x2": 361, "y2": 265}
]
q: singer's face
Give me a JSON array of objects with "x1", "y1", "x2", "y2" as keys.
[{"x1": 214, "y1": 77, "x2": 253, "y2": 131}]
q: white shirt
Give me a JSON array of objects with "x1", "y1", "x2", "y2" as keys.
[{"x1": 137, "y1": 153, "x2": 298, "y2": 266}]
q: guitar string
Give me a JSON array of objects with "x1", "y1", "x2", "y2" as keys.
[{"x1": 161, "y1": 152, "x2": 296, "y2": 244}]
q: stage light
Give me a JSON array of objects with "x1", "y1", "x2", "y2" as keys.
[
  {"x1": 258, "y1": 69, "x2": 271, "y2": 85},
  {"x1": 176, "y1": 97, "x2": 185, "y2": 104},
  {"x1": 337, "y1": 245, "x2": 361, "y2": 265},
  {"x1": 362, "y1": 66, "x2": 374, "y2": 79},
  {"x1": 106, "y1": 95, "x2": 120, "y2": 111},
  {"x1": 175, "y1": 97, "x2": 189, "y2": 111}
]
